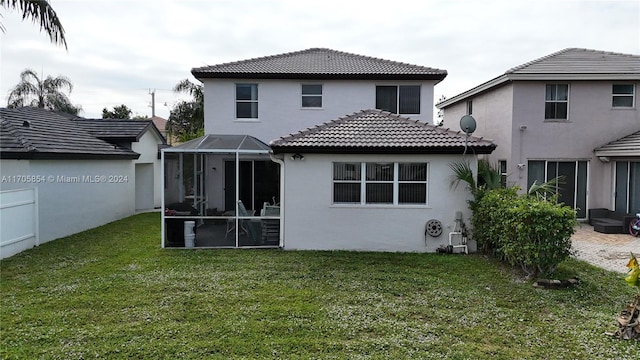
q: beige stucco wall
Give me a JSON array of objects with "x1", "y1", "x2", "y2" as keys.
[{"x1": 280, "y1": 153, "x2": 477, "y2": 252}]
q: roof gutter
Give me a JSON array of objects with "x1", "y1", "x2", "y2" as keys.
[
  {"x1": 437, "y1": 75, "x2": 509, "y2": 109},
  {"x1": 191, "y1": 71, "x2": 447, "y2": 82},
  {"x1": 270, "y1": 145, "x2": 497, "y2": 155}
]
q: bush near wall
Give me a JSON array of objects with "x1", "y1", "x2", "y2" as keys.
[{"x1": 472, "y1": 188, "x2": 577, "y2": 277}]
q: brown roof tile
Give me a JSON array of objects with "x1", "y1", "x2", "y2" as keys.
[
  {"x1": 270, "y1": 109, "x2": 496, "y2": 154},
  {"x1": 192, "y1": 48, "x2": 447, "y2": 81}
]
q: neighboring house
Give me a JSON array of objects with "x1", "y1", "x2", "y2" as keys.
[
  {"x1": 75, "y1": 119, "x2": 167, "y2": 210},
  {"x1": 437, "y1": 48, "x2": 640, "y2": 220},
  {"x1": 0, "y1": 107, "x2": 139, "y2": 258},
  {"x1": 150, "y1": 116, "x2": 175, "y2": 144},
  {"x1": 161, "y1": 48, "x2": 496, "y2": 252}
]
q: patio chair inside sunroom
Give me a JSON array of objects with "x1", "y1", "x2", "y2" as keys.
[{"x1": 161, "y1": 135, "x2": 281, "y2": 248}]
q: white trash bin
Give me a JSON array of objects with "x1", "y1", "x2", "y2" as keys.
[{"x1": 184, "y1": 221, "x2": 195, "y2": 248}]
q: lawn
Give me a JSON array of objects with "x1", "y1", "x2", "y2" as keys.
[{"x1": 1, "y1": 213, "x2": 638, "y2": 359}]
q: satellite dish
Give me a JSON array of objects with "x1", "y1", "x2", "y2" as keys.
[{"x1": 460, "y1": 115, "x2": 477, "y2": 134}]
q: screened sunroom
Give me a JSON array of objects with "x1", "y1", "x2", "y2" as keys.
[{"x1": 161, "y1": 135, "x2": 281, "y2": 248}]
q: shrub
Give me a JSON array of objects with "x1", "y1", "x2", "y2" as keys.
[
  {"x1": 470, "y1": 187, "x2": 518, "y2": 254},
  {"x1": 500, "y1": 197, "x2": 576, "y2": 277},
  {"x1": 471, "y1": 188, "x2": 576, "y2": 277}
]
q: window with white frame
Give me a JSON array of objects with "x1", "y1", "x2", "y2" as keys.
[
  {"x1": 612, "y1": 84, "x2": 635, "y2": 108},
  {"x1": 366, "y1": 163, "x2": 394, "y2": 204},
  {"x1": 333, "y1": 163, "x2": 361, "y2": 203},
  {"x1": 466, "y1": 100, "x2": 473, "y2": 115},
  {"x1": 375, "y1": 85, "x2": 421, "y2": 114},
  {"x1": 236, "y1": 83, "x2": 258, "y2": 119},
  {"x1": 545, "y1": 84, "x2": 569, "y2": 120},
  {"x1": 398, "y1": 163, "x2": 428, "y2": 204},
  {"x1": 333, "y1": 162, "x2": 428, "y2": 205},
  {"x1": 301, "y1": 84, "x2": 322, "y2": 108}
]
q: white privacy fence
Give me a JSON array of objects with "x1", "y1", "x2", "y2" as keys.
[{"x1": 0, "y1": 188, "x2": 39, "y2": 259}]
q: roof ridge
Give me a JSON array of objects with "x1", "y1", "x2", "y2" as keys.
[
  {"x1": 506, "y1": 48, "x2": 575, "y2": 73},
  {"x1": 506, "y1": 47, "x2": 640, "y2": 74},
  {"x1": 310, "y1": 48, "x2": 446, "y2": 72},
  {"x1": 196, "y1": 48, "x2": 320, "y2": 70}
]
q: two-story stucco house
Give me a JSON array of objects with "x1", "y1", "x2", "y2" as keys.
[
  {"x1": 161, "y1": 48, "x2": 496, "y2": 251},
  {"x1": 437, "y1": 48, "x2": 640, "y2": 221}
]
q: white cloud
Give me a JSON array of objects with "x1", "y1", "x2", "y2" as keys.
[{"x1": 1, "y1": 0, "x2": 638, "y2": 120}]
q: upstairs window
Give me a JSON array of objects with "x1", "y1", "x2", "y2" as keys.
[
  {"x1": 612, "y1": 84, "x2": 635, "y2": 108},
  {"x1": 301, "y1": 84, "x2": 323, "y2": 108},
  {"x1": 545, "y1": 84, "x2": 568, "y2": 120},
  {"x1": 466, "y1": 100, "x2": 473, "y2": 115},
  {"x1": 376, "y1": 85, "x2": 421, "y2": 114},
  {"x1": 236, "y1": 84, "x2": 258, "y2": 119}
]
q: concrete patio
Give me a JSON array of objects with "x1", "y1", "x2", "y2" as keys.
[{"x1": 571, "y1": 224, "x2": 640, "y2": 273}]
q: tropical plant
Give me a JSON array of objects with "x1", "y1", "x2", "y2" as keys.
[
  {"x1": 7, "y1": 68, "x2": 81, "y2": 115},
  {"x1": 0, "y1": 0, "x2": 67, "y2": 49},
  {"x1": 173, "y1": 79, "x2": 203, "y2": 104},
  {"x1": 168, "y1": 79, "x2": 204, "y2": 141},
  {"x1": 449, "y1": 159, "x2": 502, "y2": 196},
  {"x1": 625, "y1": 252, "x2": 640, "y2": 293},
  {"x1": 527, "y1": 176, "x2": 564, "y2": 200}
]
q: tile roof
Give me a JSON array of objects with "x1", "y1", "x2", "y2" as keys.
[
  {"x1": 0, "y1": 107, "x2": 139, "y2": 160},
  {"x1": 270, "y1": 109, "x2": 496, "y2": 154},
  {"x1": 75, "y1": 118, "x2": 166, "y2": 143},
  {"x1": 594, "y1": 130, "x2": 640, "y2": 157},
  {"x1": 150, "y1": 116, "x2": 167, "y2": 131},
  {"x1": 192, "y1": 48, "x2": 447, "y2": 81},
  {"x1": 507, "y1": 48, "x2": 640, "y2": 76},
  {"x1": 438, "y1": 48, "x2": 640, "y2": 108}
]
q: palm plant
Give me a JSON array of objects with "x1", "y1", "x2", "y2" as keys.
[
  {"x1": 7, "y1": 68, "x2": 81, "y2": 115},
  {"x1": 450, "y1": 159, "x2": 563, "y2": 199},
  {"x1": 527, "y1": 177, "x2": 564, "y2": 200},
  {"x1": 0, "y1": 0, "x2": 67, "y2": 49},
  {"x1": 168, "y1": 79, "x2": 204, "y2": 141},
  {"x1": 449, "y1": 159, "x2": 502, "y2": 195}
]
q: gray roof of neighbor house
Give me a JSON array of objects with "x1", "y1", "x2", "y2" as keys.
[
  {"x1": 594, "y1": 130, "x2": 640, "y2": 157},
  {"x1": 437, "y1": 48, "x2": 640, "y2": 108},
  {"x1": 74, "y1": 119, "x2": 166, "y2": 143},
  {"x1": 270, "y1": 109, "x2": 497, "y2": 154},
  {"x1": 192, "y1": 48, "x2": 447, "y2": 82},
  {"x1": 0, "y1": 107, "x2": 140, "y2": 160}
]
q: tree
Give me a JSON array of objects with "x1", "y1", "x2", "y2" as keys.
[
  {"x1": 102, "y1": 104, "x2": 133, "y2": 119},
  {"x1": 168, "y1": 79, "x2": 204, "y2": 141},
  {"x1": 0, "y1": 0, "x2": 67, "y2": 49},
  {"x1": 7, "y1": 68, "x2": 81, "y2": 115},
  {"x1": 169, "y1": 100, "x2": 204, "y2": 142}
]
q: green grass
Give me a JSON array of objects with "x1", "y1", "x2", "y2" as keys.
[{"x1": 1, "y1": 213, "x2": 638, "y2": 359}]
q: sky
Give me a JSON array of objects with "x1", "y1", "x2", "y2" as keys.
[{"x1": 1, "y1": 0, "x2": 639, "y2": 121}]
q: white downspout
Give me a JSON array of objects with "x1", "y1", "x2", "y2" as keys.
[
  {"x1": 160, "y1": 149, "x2": 166, "y2": 248},
  {"x1": 269, "y1": 152, "x2": 285, "y2": 248}
]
